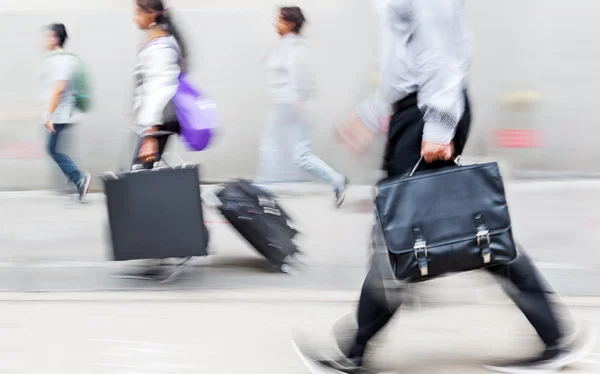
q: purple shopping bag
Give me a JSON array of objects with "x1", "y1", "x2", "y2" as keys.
[{"x1": 172, "y1": 75, "x2": 219, "y2": 151}]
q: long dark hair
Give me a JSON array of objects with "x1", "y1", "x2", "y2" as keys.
[{"x1": 137, "y1": 0, "x2": 188, "y2": 65}]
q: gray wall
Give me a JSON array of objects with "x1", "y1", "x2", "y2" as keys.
[{"x1": 0, "y1": 0, "x2": 597, "y2": 190}]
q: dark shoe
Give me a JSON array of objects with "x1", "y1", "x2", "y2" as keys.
[
  {"x1": 77, "y1": 172, "x2": 92, "y2": 203},
  {"x1": 317, "y1": 355, "x2": 364, "y2": 373},
  {"x1": 485, "y1": 346, "x2": 565, "y2": 373},
  {"x1": 291, "y1": 335, "x2": 364, "y2": 374},
  {"x1": 335, "y1": 177, "x2": 349, "y2": 208},
  {"x1": 485, "y1": 327, "x2": 596, "y2": 373}
]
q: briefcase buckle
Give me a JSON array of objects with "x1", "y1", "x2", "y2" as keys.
[
  {"x1": 476, "y1": 230, "x2": 491, "y2": 247},
  {"x1": 413, "y1": 240, "x2": 429, "y2": 276},
  {"x1": 476, "y1": 230, "x2": 492, "y2": 264},
  {"x1": 413, "y1": 240, "x2": 428, "y2": 257}
]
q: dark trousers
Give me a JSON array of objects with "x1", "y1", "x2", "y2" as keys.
[
  {"x1": 348, "y1": 92, "x2": 562, "y2": 360},
  {"x1": 47, "y1": 123, "x2": 83, "y2": 186}
]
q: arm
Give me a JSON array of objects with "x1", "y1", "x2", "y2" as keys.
[
  {"x1": 355, "y1": 0, "x2": 415, "y2": 133},
  {"x1": 418, "y1": 71, "x2": 466, "y2": 145},
  {"x1": 47, "y1": 81, "x2": 68, "y2": 117},
  {"x1": 287, "y1": 43, "x2": 314, "y2": 104},
  {"x1": 136, "y1": 46, "x2": 181, "y2": 135},
  {"x1": 415, "y1": 1, "x2": 469, "y2": 145},
  {"x1": 136, "y1": 46, "x2": 181, "y2": 163},
  {"x1": 46, "y1": 55, "x2": 76, "y2": 124},
  {"x1": 45, "y1": 81, "x2": 68, "y2": 130}
]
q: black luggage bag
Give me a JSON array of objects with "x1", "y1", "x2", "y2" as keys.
[
  {"x1": 375, "y1": 160, "x2": 517, "y2": 282},
  {"x1": 217, "y1": 180, "x2": 301, "y2": 273},
  {"x1": 103, "y1": 164, "x2": 209, "y2": 261}
]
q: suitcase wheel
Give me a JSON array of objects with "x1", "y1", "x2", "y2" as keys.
[
  {"x1": 290, "y1": 252, "x2": 307, "y2": 266},
  {"x1": 280, "y1": 263, "x2": 299, "y2": 276}
]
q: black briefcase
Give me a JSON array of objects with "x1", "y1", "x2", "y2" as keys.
[
  {"x1": 103, "y1": 164, "x2": 209, "y2": 261},
  {"x1": 374, "y1": 160, "x2": 517, "y2": 282}
]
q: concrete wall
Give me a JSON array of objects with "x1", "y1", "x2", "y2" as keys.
[{"x1": 0, "y1": 0, "x2": 598, "y2": 190}]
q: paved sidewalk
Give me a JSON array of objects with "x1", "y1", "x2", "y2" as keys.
[
  {"x1": 0, "y1": 295, "x2": 598, "y2": 373},
  {"x1": 1, "y1": 180, "x2": 600, "y2": 372},
  {"x1": 1, "y1": 181, "x2": 600, "y2": 296}
]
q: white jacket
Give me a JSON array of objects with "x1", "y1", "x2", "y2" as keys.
[
  {"x1": 132, "y1": 36, "x2": 181, "y2": 134},
  {"x1": 265, "y1": 33, "x2": 315, "y2": 104}
]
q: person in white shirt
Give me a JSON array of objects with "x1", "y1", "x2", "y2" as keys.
[
  {"x1": 132, "y1": 0, "x2": 186, "y2": 170},
  {"x1": 295, "y1": 1, "x2": 593, "y2": 372},
  {"x1": 41, "y1": 23, "x2": 91, "y2": 202},
  {"x1": 258, "y1": 6, "x2": 349, "y2": 208},
  {"x1": 125, "y1": 0, "x2": 189, "y2": 280}
]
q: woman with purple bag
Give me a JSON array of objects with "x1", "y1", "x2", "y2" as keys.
[
  {"x1": 125, "y1": 0, "x2": 209, "y2": 279},
  {"x1": 132, "y1": 0, "x2": 188, "y2": 169}
]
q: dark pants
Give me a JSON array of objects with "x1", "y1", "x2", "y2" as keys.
[
  {"x1": 131, "y1": 120, "x2": 180, "y2": 170},
  {"x1": 47, "y1": 123, "x2": 82, "y2": 186},
  {"x1": 348, "y1": 92, "x2": 562, "y2": 360}
]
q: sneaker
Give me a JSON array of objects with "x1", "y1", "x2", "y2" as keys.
[
  {"x1": 291, "y1": 335, "x2": 365, "y2": 374},
  {"x1": 77, "y1": 172, "x2": 92, "y2": 203},
  {"x1": 317, "y1": 355, "x2": 364, "y2": 373},
  {"x1": 335, "y1": 177, "x2": 349, "y2": 208},
  {"x1": 484, "y1": 327, "x2": 597, "y2": 373}
]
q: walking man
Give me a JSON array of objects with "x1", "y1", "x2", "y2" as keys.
[
  {"x1": 41, "y1": 23, "x2": 91, "y2": 201},
  {"x1": 296, "y1": 0, "x2": 593, "y2": 372}
]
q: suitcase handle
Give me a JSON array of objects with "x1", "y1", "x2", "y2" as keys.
[
  {"x1": 233, "y1": 179, "x2": 276, "y2": 200},
  {"x1": 102, "y1": 152, "x2": 191, "y2": 181},
  {"x1": 140, "y1": 130, "x2": 177, "y2": 138}
]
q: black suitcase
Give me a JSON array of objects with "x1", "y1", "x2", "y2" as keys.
[
  {"x1": 217, "y1": 180, "x2": 302, "y2": 273},
  {"x1": 103, "y1": 164, "x2": 209, "y2": 261}
]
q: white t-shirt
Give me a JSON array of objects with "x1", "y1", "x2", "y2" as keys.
[{"x1": 39, "y1": 51, "x2": 79, "y2": 124}]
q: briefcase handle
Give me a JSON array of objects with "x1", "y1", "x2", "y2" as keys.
[{"x1": 409, "y1": 155, "x2": 461, "y2": 177}]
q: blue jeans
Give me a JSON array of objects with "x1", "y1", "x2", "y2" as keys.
[{"x1": 47, "y1": 123, "x2": 82, "y2": 186}]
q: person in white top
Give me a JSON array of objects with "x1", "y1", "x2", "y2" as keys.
[
  {"x1": 258, "y1": 6, "x2": 349, "y2": 208},
  {"x1": 132, "y1": 0, "x2": 186, "y2": 170},
  {"x1": 124, "y1": 0, "x2": 190, "y2": 280},
  {"x1": 41, "y1": 23, "x2": 92, "y2": 202}
]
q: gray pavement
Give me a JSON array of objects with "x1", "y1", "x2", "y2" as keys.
[
  {"x1": 1, "y1": 181, "x2": 600, "y2": 373},
  {"x1": 0, "y1": 296, "x2": 599, "y2": 373},
  {"x1": 1, "y1": 181, "x2": 600, "y2": 296}
]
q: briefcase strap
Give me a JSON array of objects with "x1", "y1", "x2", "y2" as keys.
[
  {"x1": 409, "y1": 155, "x2": 461, "y2": 177},
  {"x1": 407, "y1": 214, "x2": 494, "y2": 277},
  {"x1": 474, "y1": 214, "x2": 492, "y2": 264},
  {"x1": 412, "y1": 227, "x2": 429, "y2": 276}
]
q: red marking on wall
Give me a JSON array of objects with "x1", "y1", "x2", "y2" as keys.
[
  {"x1": 0, "y1": 143, "x2": 43, "y2": 159},
  {"x1": 583, "y1": 218, "x2": 600, "y2": 229},
  {"x1": 494, "y1": 129, "x2": 543, "y2": 148}
]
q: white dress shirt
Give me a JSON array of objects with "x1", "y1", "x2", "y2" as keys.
[{"x1": 357, "y1": 0, "x2": 474, "y2": 145}]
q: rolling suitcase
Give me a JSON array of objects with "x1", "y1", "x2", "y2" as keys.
[{"x1": 217, "y1": 180, "x2": 302, "y2": 274}]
